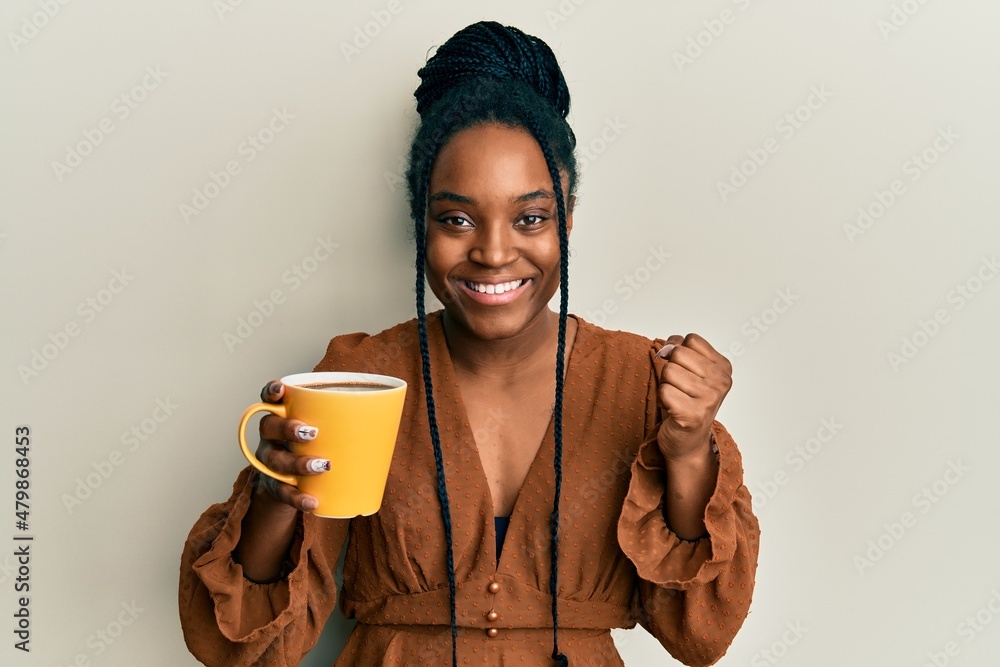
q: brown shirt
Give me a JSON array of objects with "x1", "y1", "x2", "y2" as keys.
[{"x1": 178, "y1": 310, "x2": 760, "y2": 666}]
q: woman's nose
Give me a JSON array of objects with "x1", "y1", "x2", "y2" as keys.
[{"x1": 468, "y1": 222, "x2": 518, "y2": 267}]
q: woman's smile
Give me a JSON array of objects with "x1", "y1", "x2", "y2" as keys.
[{"x1": 456, "y1": 277, "x2": 532, "y2": 304}]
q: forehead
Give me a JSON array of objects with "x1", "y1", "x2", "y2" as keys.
[{"x1": 429, "y1": 123, "x2": 552, "y2": 196}]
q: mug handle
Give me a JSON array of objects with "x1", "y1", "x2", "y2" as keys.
[{"x1": 238, "y1": 402, "x2": 297, "y2": 486}]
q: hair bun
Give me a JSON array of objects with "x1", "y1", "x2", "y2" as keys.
[{"x1": 414, "y1": 21, "x2": 570, "y2": 119}]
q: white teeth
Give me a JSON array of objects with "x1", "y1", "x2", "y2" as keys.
[{"x1": 465, "y1": 279, "x2": 525, "y2": 295}]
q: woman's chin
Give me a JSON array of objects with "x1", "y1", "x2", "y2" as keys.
[{"x1": 444, "y1": 302, "x2": 557, "y2": 343}]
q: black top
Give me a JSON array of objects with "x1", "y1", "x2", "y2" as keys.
[{"x1": 495, "y1": 516, "x2": 511, "y2": 562}]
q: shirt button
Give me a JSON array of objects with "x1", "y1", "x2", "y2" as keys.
[
  {"x1": 486, "y1": 628, "x2": 499, "y2": 638},
  {"x1": 486, "y1": 610, "x2": 499, "y2": 621},
  {"x1": 488, "y1": 582, "x2": 500, "y2": 594}
]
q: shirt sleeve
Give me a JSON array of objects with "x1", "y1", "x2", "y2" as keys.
[
  {"x1": 177, "y1": 466, "x2": 350, "y2": 666},
  {"x1": 616, "y1": 338, "x2": 761, "y2": 667}
]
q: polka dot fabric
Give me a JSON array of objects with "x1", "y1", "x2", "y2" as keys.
[{"x1": 178, "y1": 310, "x2": 760, "y2": 666}]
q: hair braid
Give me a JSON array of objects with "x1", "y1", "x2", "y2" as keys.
[
  {"x1": 523, "y1": 115, "x2": 571, "y2": 667},
  {"x1": 414, "y1": 144, "x2": 460, "y2": 667}
]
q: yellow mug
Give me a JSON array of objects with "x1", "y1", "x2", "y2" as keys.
[{"x1": 238, "y1": 371, "x2": 407, "y2": 518}]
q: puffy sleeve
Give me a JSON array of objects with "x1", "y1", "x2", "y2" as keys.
[
  {"x1": 178, "y1": 467, "x2": 350, "y2": 666},
  {"x1": 616, "y1": 338, "x2": 760, "y2": 667}
]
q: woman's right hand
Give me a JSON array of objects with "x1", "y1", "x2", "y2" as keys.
[{"x1": 252, "y1": 380, "x2": 330, "y2": 514}]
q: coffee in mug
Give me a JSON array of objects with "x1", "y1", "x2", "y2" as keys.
[
  {"x1": 300, "y1": 381, "x2": 393, "y2": 392},
  {"x1": 237, "y1": 372, "x2": 407, "y2": 518}
]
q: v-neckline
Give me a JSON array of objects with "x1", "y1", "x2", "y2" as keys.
[{"x1": 429, "y1": 310, "x2": 584, "y2": 572}]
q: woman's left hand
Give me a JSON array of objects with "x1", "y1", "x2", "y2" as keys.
[{"x1": 654, "y1": 333, "x2": 733, "y2": 463}]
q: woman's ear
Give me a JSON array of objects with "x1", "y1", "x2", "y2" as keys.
[{"x1": 566, "y1": 194, "x2": 575, "y2": 235}]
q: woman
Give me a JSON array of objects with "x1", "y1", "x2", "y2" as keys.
[{"x1": 179, "y1": 20, "x2": 759, "y2": 667}]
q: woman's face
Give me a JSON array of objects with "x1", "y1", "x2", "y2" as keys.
[{"x1": 424, "y1": 122, "x2": 574, "y2": 341}]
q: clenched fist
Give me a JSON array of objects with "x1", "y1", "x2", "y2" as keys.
[{"x1": 654, "y1": 333, "x2": 733, "y2": 463}]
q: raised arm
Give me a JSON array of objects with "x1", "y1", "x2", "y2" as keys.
[{"x1": 615, "y1": 334, "x2": 760, "y2": 665}]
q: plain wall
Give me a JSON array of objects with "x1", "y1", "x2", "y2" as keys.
[{"x1": 3, "y1": 1, "x2": 999, "y2": 665}]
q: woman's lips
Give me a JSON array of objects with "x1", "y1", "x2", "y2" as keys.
[{"x1": 456, "y1": 278, "x2": 532, "y2": 305}]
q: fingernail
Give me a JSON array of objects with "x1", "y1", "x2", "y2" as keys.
[
  {"x1": 308, "y1": 458, "x2": 331, "y2": 473},
  {"x1": 656, "y1": 344, "x2": 675, "y2": 359},
  {"x1": 267, "y1": 381, "x2": 282, "y2": 395},
  {"x1": 302, "y1": 497, "x2": 319, "y2": 511},
  {"x1": 296, "y1": 426, "x2": 319, "y2": 441}
]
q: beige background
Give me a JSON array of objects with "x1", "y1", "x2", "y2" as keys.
[{"x1": 3, "y1": 1, "x2": 1000, "y2": 665}]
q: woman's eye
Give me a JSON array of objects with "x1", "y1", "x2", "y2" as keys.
[
  {"x1": 518, "y1": 215, "x2": 546, "y2": 227},
  {"x1": 439, "y1": 216, "x2": 473, "y2": 227}
]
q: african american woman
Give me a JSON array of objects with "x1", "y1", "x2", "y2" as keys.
[{"x1": 179, "y1": 20, "x2": 760, "y2": 667}]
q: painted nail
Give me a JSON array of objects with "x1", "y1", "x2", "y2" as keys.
[
  {"x1": 656, "y1": 344, "x2": 675, "y2": 359},
  {"x1": 308, "y1": 458, "x2": 331, "y2": 473},
  {"x1": 296, "y1": 426, "x2": 319, "y2": 441}
]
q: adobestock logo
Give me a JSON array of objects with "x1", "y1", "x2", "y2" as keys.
[
  {"x1": 17, "y1": 268, "x2": 135, "y2": 385},
  {"x1": 716, "y1": 86, "x2": 834, "y2": 203},
  {"x1": 749, "y1": 620, "x2": 809, "y2": 667},
  {"x1": 212, "y1": 0, "x2": 249, "y2": 21},
  {"x1": 57, "y1": 600, "x2": 144, "y2": 667},
  {"x1": 754, "y1": 417, "x2": 843, "y2": 510},
  {"x1": 727, "y1": 287, "x2": 800, "y2": 361},
  {"x1": 844, "y1": 126, "x2": 959, "y2": 243},
  {"x1": 51, "y1": 66, "x2": 168, "y2": 182},
  {"x1": 853, "y1": 459, "x2": 969, "y2": 575},
  {"x1": 878, "y1": 0, "x2": 935, "y2": 40},
  {"x1": 886, "y1": 254, "x2": 997, "y2": 372},
  {"x1": 223, "y1": 236, "x2": 340, "y2": 352},
  {"x1": 7, "y1": 0, "x2": 74, "y2": 54},
  {"x1": 179, "y1": 107, "x2": 296, "y2": 223},
  {"x1": 918, "y1": 587, "x2": 1000, "y2": 667},
  {"x1": 583, "y1": 245, "x2": 671, "y2": 327},
  {"x1": 338, "y1": 0, "x2": 407, "y2": 63},
  {"x1": 62, "y1": 397, "x2": 179, "y2": 513},
  {"x1": 671, "y1": 0, "x2": 761, "y2": 73}
]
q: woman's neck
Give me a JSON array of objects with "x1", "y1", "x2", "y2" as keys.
[{"x1": 439, "y1": 308, "x2": 569, "y2": 384}]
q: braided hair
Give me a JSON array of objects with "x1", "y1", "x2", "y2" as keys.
[{"x1": 404, "y1": 21, "x2": 578, "y2": 667}]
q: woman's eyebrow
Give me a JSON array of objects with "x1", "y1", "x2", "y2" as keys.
[
  {"x1": 512, "y1": 189, "x2": 553, "y2": 204},
  {"x1": 427, "y1": 189, "x2": 554, "y2": 205},
  {"x1": 428, "y1": 190, "x2": 473, "y2": 204}
]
